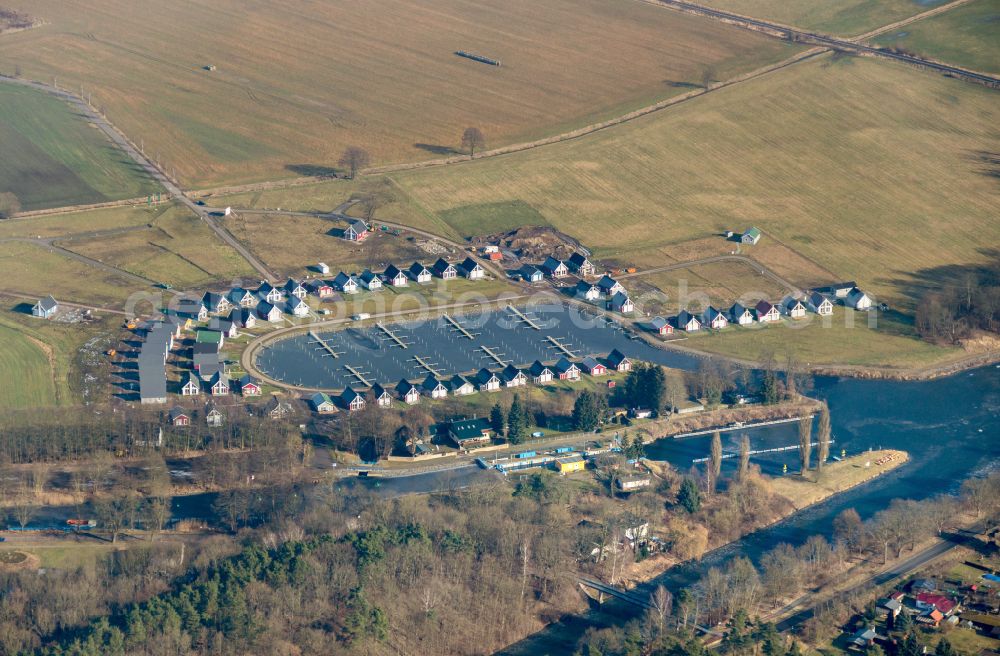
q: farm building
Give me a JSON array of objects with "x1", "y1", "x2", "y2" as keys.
[
  {"x1": 432, "y1": 258, "x2": 458, "y2": 280},
  {"x1": 396, "y1": 379, "x2": 421, "y2": 404},
  {"x1": 447, "y1": 417, "x2": 493, "y2": 448},
  {"x1": 529, "y1": 360, "x2": 554, "y2": 384},
  {"x1": 675, "y1": 310, "x2": 701, "y2": 332},
  {"x1": 168, "y1": 407, "x2": 190, "y2": 427},
  {"x1": 540, "y1": 256, "x2": 568, "y2": 278},
  {"x1": 476, "y1": 368, "x2": 501, "y2": 392},
  {"x1": 408, "y1": 262, "x2": 433, "y2": 284},
  {"x1": 607, "y1": 349, "x2": 631, "y2": 372},
  {"x1": 32, "y1": 295, "x2": 59, "y2": 318},
  {"x1": 383, "y1": 264, "x2": 408, "y2": 287},
  {"x1": 754, "y1": 300, "x2": 780, "y2": 323},
  {"x1": 581, "y1": 356, "x2": 607, "y2": 376},
  {"x1": 449, "y1": 374, "x2": 476, "y2": 396},
  {"x1": 741, "y1": 227, "x2": 762, "y2": 245},
  {"x1": 520, "y1": 264, "x2": 543, "y2": 283},
  {"x1": 459, "y1": 257, "x2": 485, "y2": 280},
  {"x1": 555, "y1": 454, "x2": 586, "y2": 474},
  {"x1": 649, "y1": 316, "x2": 673, "y2": 336},
  {"x1": 343, "y1": 219, "x2": 369, "y2": 242},
  {"x1": 555, "y1": 357, "x2": 581, "y2": 380},
  {"x1": 609, "y1": 291, "x2": 634, "y2": 314},
  {"x1": 728, "y1": 302, "x2": 754, "y2": 326},
  {"x1": 333, "y1": 272, "x2": 359, "y2": 294},
  {"x1": 309, "y1": 392, "x2": 337, "y2": 413},
  {"x1": 567, "y1": 252, "x2": 596, "y2": 277}
]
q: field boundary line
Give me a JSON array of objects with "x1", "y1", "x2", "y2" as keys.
[{"x1": 852, "y1": 0, "x2": 977, "y2": 41}]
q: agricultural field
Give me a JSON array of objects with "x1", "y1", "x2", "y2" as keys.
[
  {"x1": 0, "y1": 0, "x2": 794, "y2": 187},
  {"x1": 680, "y1": 307, "x2": 960, "y2": 368},
  {"x1": 387, "y1": 56, "x2": 1000, "y2": 312},
  {"x1": 61, "y1": 205, "x2": 256, "y2": 289},
  {"x1": 0, "y1": 241, "x2": 138, "y2": 306},
  {"x1": 0, "y1": 203, "x2": 168, "y2": 240},
  {"x1": 698, "y1": 0, "x2": 952, "y2": 35},
  {"x1": 0, "y1": 84, "x2": 158, "y2": 211},
  {"x1": 0, "y1": 322, "x2": 58, "y2": 408},
  {"x1": 873, "y1": 0, "x2": 1000, "y2": 74}
]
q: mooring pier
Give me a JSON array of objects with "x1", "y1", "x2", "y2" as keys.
[
  {"x1": 308, "y1": 330, "x2": 342, "y2": 358},
  {"x1": 480, "y1": 345, "x2": 509, "y2": 366},
  {"x1": 545, "y1": 335, "x2": 578, "y2": 357},
  {"x1": 443, "y1": 314, "x2": 478, "y2": 340},
  {"x1": 343, "y1": 364, "x2": 372, "y2": 387},
  {"x1": 507, "y1": 305, "x2": 541, "y2": 330},
  {"x1": 376, "y1": 322, "x2": 409, "y2": 348}
]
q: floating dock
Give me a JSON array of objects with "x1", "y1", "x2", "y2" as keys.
[
  {"x1": 443, "y1": 314, "x2": 477, "y2": 339},
  {"x1": 410, "y1": 354, "x2": 441, "y2": 376},
  {"x1": 343, "y1": 364, "x2": 372, "y2": 387},
  {"x1": 507, "y1": 305, "x2": 540, "y2": 330},
  {"x1": 480, "y1": 345, "x2": 509, "y2": 366},
  {"x1": 308, "y1": 330, "x2": 341, "y2": 358},
  {"x1": 545, "y1": 335, "x2": 578, "y2": 357},
  {"x1": 376, "y1": 322, "x2": 409, "y2": 348}
]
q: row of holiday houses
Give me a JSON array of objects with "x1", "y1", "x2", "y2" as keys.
[
  {"x1": 647, "y1": 284, "x2": 873, "y2": 335},
  {"x1": 307, "y1": 349, "x2": 633, "y2": 414}
]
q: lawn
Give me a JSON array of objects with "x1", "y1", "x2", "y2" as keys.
[
  {"x1": 222, "y1": 212, "x2": 464, "y2": 279},
  {"x1": 61, "y1": 205, "x2": 256, "y2": 289},
  {"x1": 680, "y1": 307, "x2": 961, "y2": 369},
  {"x1": 0, "y1": 241, "x2": 137, "y2": 306},
  {"x1": 630, "y1": 259, "x2": 792, "y2": 315},
  {"x1": 0, "y1": 84, "x2": 157, "y2": 211},
  {"x1": 0, "y1": 322, "x2": 59, "y2": 408},
  {"x1": 873, "y1": 0, "x2": 1000, "y2": 74},
  {"x1": 0, "y1": 0, "x2": 792, "y2": 187},
  {"x1": 0, "y1": 306, "x2": 121, "y2": 408},
  {"x1": 387, "y1": 56, "x2": 1000, "y2": 312},
  {"x1": 769, "y1": 450, "x2": 908, "y2": 508},
  {"x1": 698, "y1": 0, "x2": 950, "y2": 35}
]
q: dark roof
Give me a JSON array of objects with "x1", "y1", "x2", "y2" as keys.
[
  {"x1": 597, "y1": 275, "x2": 619, "y2": 291},
  {"x1": 520, "y1": 264, "x2": 542, "y2": 279},
  {"x1": 348, "y1": 218, "x2": 368, "y2": 231},
  {"x1": 333, "y1": 272, "x2": 355, "y2": 286},
  {"x1": 611, "y1": 291, "x2": 631, "y2": 308},
  {"x1": 676, "y1": 310, "x2": 699, "y2": 327},
  {"x1": 168, "y1": 407, "x2": 188, "y2": 421},
  {"x1": 341, "y1": 387, "x2": 364, "y2": 403},
  {"x1": 371, "y1": 383, "x2": 390, "y2": 398},
  {"x1": 528, "y1": 360, "x2": 552, "y2": 376},
  {"x1": 239, "y1": 374, "x2": 258, "y2": 387},
  {"x1": 396, "y1": 378, "x2": 419, "y2": 395},
  {"x1": 432, "y1": 258, "x2": 455, "y2": 275},
  {"x1": 422, "y1": 374, "x2": 445, "y2": 392},
  {"x1": 310, "y1": 392, "x2": 333, "y2": 407},
  {"x1": 477, "y1": 368, "x2": 498, "y2": 384},
  {"x1": 257, "y1": 300, "x2": 278, "y2": 315},
  {"x1": 576, "y1": 280, "x2": 597, "y2": 293},
  {"x1": 448, "y1": 374, "x2": 473, "y2": 390},
  {"x1": 384, "y1": 264, "x2": 404, "y2": 279},
  {"x1": 581, "y1": 356, "x2": 602, "y2": 370},
  {"x1": 650, "y1": 316, "x2": 669, "y2": 330},
  {"x1": 36, "y1": 295, "x2": 58, "y2": 312},
  {"x1": 283, "y1": 278, "x2": 302, "y2": 292},
  {"x1": 568, "y1": 252, "x2": 591, "y2": 268},
  {"x1": 459, "y1": 257, "x2": 482, "y2": 272},
  {"x1": 359, "y1": 269, "x2": 379, "y2": 283},
  {"x1": 449, "y1": 417, "x2": 491, "y2": 441},
  {"x1": 540, "y1": 256, "x2": 564, "y2": 273},
  {"x1": 607, "y1": 349, "x2": 629, "y2": 367},
  {"x1": 755, "y1": 300, "x2": 775, "y2": 314},
  {"x1": 555, "y1": 357, "x2": 578, "y2": 373},
  {"x1": 729, "y1": 302, "x2": 750, "y2": 317},
  {"x1": 501, "y1": 364, "x2": 524, "y2": 382},
  {"x1": 408, "y1": 262, "x2": 430, "y2": 277}
]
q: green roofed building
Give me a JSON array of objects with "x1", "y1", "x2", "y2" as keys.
[{"x1": 447, "y1": 418, "x2": 493, "y2": 448}]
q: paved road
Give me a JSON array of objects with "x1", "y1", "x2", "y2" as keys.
[
  {"x1": 0, "y1": 75, "x2": 277, "y2": 282},
  {"x1": 653, "y1": 0, "x2": 1000, "y2": 87}
]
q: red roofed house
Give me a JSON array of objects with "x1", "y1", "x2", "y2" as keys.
[{"x1": 915, "y1": 593, "x2": 957, "y2": 615}]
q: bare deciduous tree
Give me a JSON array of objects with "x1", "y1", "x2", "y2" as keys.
[
  {"x1": 461, "y1": 127, "x2": 486, "y2": 157},
  {"x1": 816, "y1": 403, "x2": 831, "y2": 472},
  {"x1": 648, "y1": 584, "x2": 673, "y2": 637},
  {"x1": 737, "y1": 435, "x2": 750, "y2": 482},
  {"x1": 798, "y1": 416, "x2": 812, "y2": 475},
  {"x1": 338, "y1": 146, "x2": 370, "y2": 179},
  {"x1": 709, "y1": 431, "x2": 722, "y2": 494}
]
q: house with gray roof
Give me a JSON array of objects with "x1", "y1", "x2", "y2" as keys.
[{"x1": 32, "y1": 295, "x2": 58, "y2": 319}]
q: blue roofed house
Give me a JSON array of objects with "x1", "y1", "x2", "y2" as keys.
[
  {"x1": 383, "y1": 264, "x2": 408, "y2": 287},
  {"x1": 202, "y1": 292, "x2": 232, "y2": 315},
  {"x1": 408, "y1": 262, "x2": 433, "y2": 284},
  {"x1": 501, "y1": 364, "x2": 527, "y2": 387},
  {"x1": 567, "y1": 252, "x2": 596, "y2": 277},
  {"x1": 287, "y1": 295, "x2": 310, "y2": 317},
  {"x1": 422, "y1": 374, "x2": 449, "y2": 399},
  {"x1": 476, "y1": 368, "x2": 501, "y2": 392},
  {"x1": 343, "y1": 219, "x2": 369, "y2": 242},
  {"x1": 576, "y1": 280, "x2": 601, "y2": 301},
  {"x1": 702, "y1": 306, "x2": 728, "y2": 329},
  {"x1": 359, "y1": 269, "x2": 382, "y2": 291},
  {"x1": 596, "y1": 275, "x2": 624, "y2": 297},
  {"x1": 540, "y1": 256, "x2": 568, "y2": 279},
  {"x1": 333, "y1": 272, "x2": 358, "y2": 294},
  {"x1": 520, "y1": 264, "x2": 543, "y2": 283},
  {"x1": 609, "y1": 291, "x2": 634, "y2": 314},
  {"x1": 395, "y1": 379, "x2": 421, "y2": 404},
  {"x1": 341, "y1": 387, "x2": 366, "y2": 412},
  {"x1": 459, "y1": 257, "x2": 485, "y2": 280},
  {"x1": 432, "y1": 258, "x2": 458, "y2": 280}
]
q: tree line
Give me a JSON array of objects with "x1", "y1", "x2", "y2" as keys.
[{"x1": 915, "y1": 264, "x2": 1000, "y2": 344}]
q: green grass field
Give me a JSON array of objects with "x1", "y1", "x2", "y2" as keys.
[
  {"x1": 873, "y1": 0, "x2": 1000, "y2": 74},
  {"x1": 386, "y1": 55, "x2": 1000, "y2": 311},
  {"x1": 632, "y1": 260, "x2": 792, "y2": 314},
  {"x1": 0, "y1": 0, "x2": 793, "y2": 187},
  {"x1": 0, "y1": 203, "x2": 168, "y2": 240},
  {"x1": 0, "y1": 322, "x2": 59, "y2": 408},
  {"x1": 681, "y1": 307, "x2": 959, "y2": 368},
  {"x1": 698, "y1": 0, "x2": 951, "y2": 35},
  {"x1": 0, "y1": 84, "x2": 157, "y2": 211},
  {"x1": 0, "y1": 241, "x2": 137, "y2": 306}
]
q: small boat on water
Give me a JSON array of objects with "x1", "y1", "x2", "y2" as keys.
[{"x1": 66, "y1": 519, "x2": 97, "y2": 528}]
